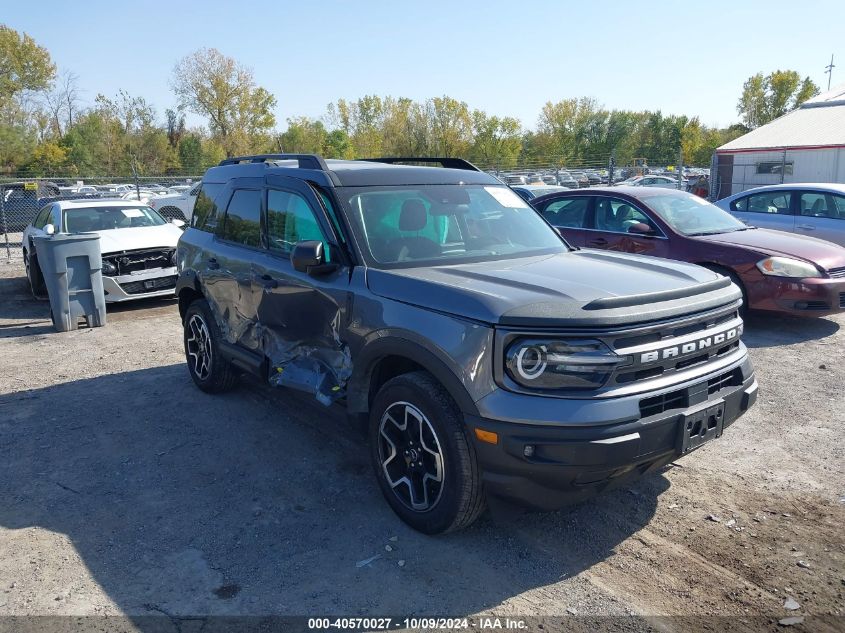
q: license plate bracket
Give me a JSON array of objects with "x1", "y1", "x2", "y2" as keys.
[{"x1": 678, "y1": 400, "x2": 725, "y2": 454}]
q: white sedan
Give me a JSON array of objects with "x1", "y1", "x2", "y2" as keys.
[
  {"x1": 22, "y1": 199, "x2": 185, "y2": 302},
  {"x1": 617, "y1": 175, "x2": 683, "y2": 189}
]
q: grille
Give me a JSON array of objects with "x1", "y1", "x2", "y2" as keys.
[
  {"x1": 639, "y1": 390, "x2": 688, "y2": 418},
  {"x1": 707, "y1": 368, "x2": 743, "y2": 394},
  {"x1": 612, "y1": 310, "x2": 738, "y2": 350},
  {"x1": 798, "y1": 300, "x2": 829, "y2": 311},
  {"x1": 119, "y1": 275, "x2": 177, "y2": 295},
  {"x1": 639, "y1": 368, "x2": 742, "y2": 418},
  {"x1": 105, "y1": 249, "x2": 174, "y2": 275},
  {"x1": 828, "y1": 267, "x2": 845, "y2": 279}
]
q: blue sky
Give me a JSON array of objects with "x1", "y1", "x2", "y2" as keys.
[{"x1": 5, "y1": 0, "x2": 843, "y2": 130}]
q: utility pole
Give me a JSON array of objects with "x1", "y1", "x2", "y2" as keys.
[{"x1": 825, "y1": 54, "x2": 835, "y2": 90}]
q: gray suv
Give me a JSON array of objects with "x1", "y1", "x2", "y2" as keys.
[{"x1": 175, "y1": 154, "x2": 758, "y2": 534}]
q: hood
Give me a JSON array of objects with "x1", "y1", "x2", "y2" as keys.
[
  {"x1": 367, "y1": 250, "x2": 740, "y2": 327},
  {"x1": 92, "y1": 224, "x2": 183, "y2": 254},
  {"x1": 697, "y1": 228, "x2": 845, "y2": 272}
]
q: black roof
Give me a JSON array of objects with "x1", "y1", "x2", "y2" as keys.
[{"x1": 203, "y1": 155, "x2": 500, "y2": 188}]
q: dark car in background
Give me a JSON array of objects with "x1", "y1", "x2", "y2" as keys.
[
  {"x1": 531, "y1": 186, "x2": 845, "y2": 317},
  {"x1": 569, "y1": 172, "x2": 591, "y2": 188},
  {"x1": 1, "y1": 181, "x2": 60, "y2": 233},
  {"x1": 554, "y1": 171, "x2": 579, "y2": 188}
]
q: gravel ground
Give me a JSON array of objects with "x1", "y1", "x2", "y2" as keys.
[{"x1": 0, "y1": 247, "x2": 843, "y2": 632}]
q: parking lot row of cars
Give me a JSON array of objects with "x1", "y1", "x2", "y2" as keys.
[{"x1": 0, "y1": 179, "x2": 199, "y2": 232}]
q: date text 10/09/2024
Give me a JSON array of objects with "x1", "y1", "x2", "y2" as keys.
[{"x1": 307, "y1": 617, "x2": 529, "y2": 630}]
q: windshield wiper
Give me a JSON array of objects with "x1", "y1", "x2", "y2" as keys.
[{"x1": 688, "y1": 227, "x2": 748, "y2": 236}]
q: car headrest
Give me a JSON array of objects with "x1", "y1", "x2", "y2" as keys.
[
  {"x1": 616, "y1": 204, "x2": 635, "y2": 221},
  {"x1": 399, "y1": 199, "x2": 427, "y2": 232}
]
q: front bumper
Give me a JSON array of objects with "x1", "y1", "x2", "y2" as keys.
[
  {"x1": 467, "y1": 354, "x2": 757, "y2": 510},
  {"x1": 102, "y1": 266, "x2": 178, "y2": 302},
  {"x1": 749, "y1": 275, "x2": 845, "y2": 316}
]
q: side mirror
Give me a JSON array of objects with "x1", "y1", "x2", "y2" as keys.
[
  {"x1": 171, "y1": 219, "x2": 186, "y2": 228},
  {"x1": 291, "y1": 240, "x2": 337, "y2": 275},
  {"x1": 627, "y1": 222, "x2": 654, "y2": 236},
  {"x1": 44, "y1": 223, "x2": 56, "y2": 236}
]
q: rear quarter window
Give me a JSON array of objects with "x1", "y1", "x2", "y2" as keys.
[
  {"x1": 191, "y1": 183, "x2": 225, "y2": 231},
  {"x1": 730, "y1": 197, "x2": 748, "y2": 212}
]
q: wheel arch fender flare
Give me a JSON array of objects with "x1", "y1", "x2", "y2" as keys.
[
  {"x1": 347, "y1": 334, "x2": 480, "y2": 418},
  {"x1": 176, "y1": 269, "x2": 203, "y2": 319}
]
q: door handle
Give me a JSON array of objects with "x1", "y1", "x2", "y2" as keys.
[
  {"x1": 797, "y1": 224, "x2": 815, "y2": 230},
  {"x1": 207, "y1": 257, "x2": 220, "y2": 270},
  {"x1": 589, "y1": 238, "x2": 608, "y2": 246},
  {"x1": 257, "y1": 274, "x2": 278, "y2": 289}
]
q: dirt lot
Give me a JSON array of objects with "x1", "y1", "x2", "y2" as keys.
[{"x1": 0, "y1": 246, "x2": 843, "y2": 632}]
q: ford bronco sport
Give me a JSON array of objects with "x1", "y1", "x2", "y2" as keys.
[{"x1": 175, "y1": 154, "x2": 758, "y2": 534}]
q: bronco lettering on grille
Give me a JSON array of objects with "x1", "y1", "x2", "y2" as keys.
[{"x1": 640, "y1": 326, "x2": 740, "y2": 364}]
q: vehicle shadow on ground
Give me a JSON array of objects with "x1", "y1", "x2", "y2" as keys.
[
  {"x1": 0, "y1": 365, "x2": 665, "y2": 622},
  {"x1": 742, "y1": 312, "x2": 840, "y2": 348},
  {"x1": 0, "y1": 271, "x2": 179, "y2": 336}
]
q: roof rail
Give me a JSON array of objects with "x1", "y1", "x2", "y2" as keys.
[
  {"x1": 218, "y1": 154, "x2": 330, "y2": 171},
  {"x1": 359, "y1": 157, "x2": 482, "y2": 172}
]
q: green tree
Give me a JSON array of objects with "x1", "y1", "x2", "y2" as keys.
[
  {"x1": 178, "y1": 134, "x2": 203, "y2": 174},
  {"x1": 278, "y1": 117, "x2": 328, "y2": 154},
  {"x1": 172, "y1": 48, "x2": 277, "y2": 156},
  {"x1": 468, "y1": 111, "x2": 522, "y2": 168},
  {"x1": 737, "y1": 70, "x2": 819, "y2": 128},
  {"x1": 0, "y1": 25, "x2": 56, "y2": 108}
]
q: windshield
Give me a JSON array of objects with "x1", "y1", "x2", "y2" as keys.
[
  {"x1": 340, "y1": 184, "x2": 567, "y2": 267},
  {"x1": 63, "y1": 206, "x2": 166, "y2": 233},
  {"x1": 644, "y1": 192, "x2": 747, "y2": 235}
]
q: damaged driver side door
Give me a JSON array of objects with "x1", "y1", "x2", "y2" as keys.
[{"x1": 251, "y1": 179, "x2": 352, "y2": 405}]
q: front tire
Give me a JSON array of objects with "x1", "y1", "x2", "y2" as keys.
[
  {"x1": 369, "y1": 371, "x2": 485, "y2": 534},
  {"x1": 183, "y1": 298, "x2": 238, "y2": 393}
]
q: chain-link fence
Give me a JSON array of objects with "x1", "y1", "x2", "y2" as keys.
[
  {"x1": 1, "y1": 176, "x2": 201, "y2": 261},
  {"x1": 2, "y1": 154, "x2": 711, "y2": 261}
]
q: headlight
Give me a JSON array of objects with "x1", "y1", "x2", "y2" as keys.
[
  {"x1": 101, "y1": 260, "x2": 118, "y2": 276},
  {"x1": 170, "y1": 250, "x2": 177, "y2": 266},
  {"x1": 505, "y1": 338, "x2": 624, "y2": 391},
  {"x1": 756, "y1": 257, "x2": 821, "y2": 278}
]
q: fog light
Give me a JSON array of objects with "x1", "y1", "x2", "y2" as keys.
[{"x1": 523, "y1": 445, "x2": 535, "y2": 458}]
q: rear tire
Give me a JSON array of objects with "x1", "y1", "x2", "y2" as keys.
[
  {"x1": 183, "y1": 298, "x2": 238, "y2": 393},
  {"x1": 369, "y1": 371, "x2": 485, "y2": 534},
  {"x1": 25, "y1": 250, "x2": 46, "y2": 298}
]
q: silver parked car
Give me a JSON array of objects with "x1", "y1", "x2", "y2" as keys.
[{"x1": 715, "y1": 183, "x2": 845, "y2": 247}]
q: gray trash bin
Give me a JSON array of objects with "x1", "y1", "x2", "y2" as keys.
[{"x1": 33, "y1": 233, "x2": 107, "y2": 332}]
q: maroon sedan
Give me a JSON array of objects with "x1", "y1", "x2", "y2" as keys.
[{"x1": 530, "y1": 186, "x2": 845, "y2": 317}]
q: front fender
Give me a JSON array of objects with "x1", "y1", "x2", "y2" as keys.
[{"x1": 347, "y1": 332, "x2": 485, "y2": 418}]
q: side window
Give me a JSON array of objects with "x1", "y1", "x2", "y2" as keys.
[
  {"x1": 540, "y1": 198, "x2": 589, "y2": 228},
  {"x1": 220, "y1": 189, "x2": 262, "y2": 247},
  {"x1": 832, "y1": 194, "x2": 845, "y2": 218},
  {"x1": 266, "y1": 189, "x2": 330, "y2": 259},
  {"x1": 315, "y1": 188, "x2": 345, "y2": 245},
  {"x1": 593, "y1": 198, "x2": 654, "y2": 233},
  {"x1": 33, "y1": 205, "x2": 53, "y2": 229},
  {"x1": 746, "y1": 191, "x2": 792, "y2": 214},
  {"x1": 800, "y1": 192, "x2": 840, "y2": 218},
  {"x1": 730, "y1": 197, "x2": 748, "y2": 212},
  {"x1": 192, "y1": 183, "x2": 224, "y2": 231}
]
